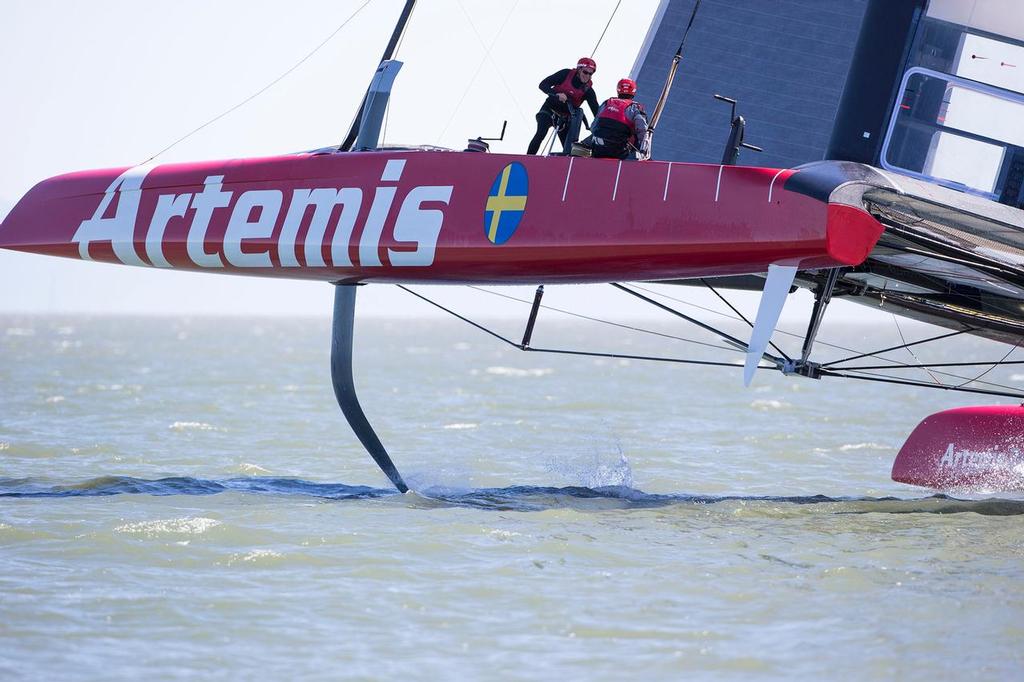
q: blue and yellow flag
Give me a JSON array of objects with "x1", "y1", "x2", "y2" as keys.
[{"x1": 484, "y1": 163, "x2": 528, "y2": 245}]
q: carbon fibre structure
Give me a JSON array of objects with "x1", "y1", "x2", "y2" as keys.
[
  {"x1": 792, "y1": 161, "x2": 1024, "y2": 346},
  {"x1": 641, "y1": 0, "x2": 1024, "y2": 347}
]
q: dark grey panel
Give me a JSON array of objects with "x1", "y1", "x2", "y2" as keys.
[{"x1": 634, "y1": 0, "x2": 867, "y2": 168}]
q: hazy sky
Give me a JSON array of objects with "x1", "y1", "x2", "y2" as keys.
[{"x1": 0, "y1": 0, "x2": 875, "y2": 328}]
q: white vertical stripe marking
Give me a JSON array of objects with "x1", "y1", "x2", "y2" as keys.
[
  {"x1": 714, "y1": 165, "x2": 724, "y2": 202},
  {"x1": 662, "y1": 162, "x2": 673, "y2": 201},
  {"x1": 612, "y1": 161, "x2": 623, "y2": 201},
  {"x1": 561, "y1": 157, "x2": 574, "y2": 202},
  {"x1": 768, "y1": 168, "x2": 787, "y2": 203}
]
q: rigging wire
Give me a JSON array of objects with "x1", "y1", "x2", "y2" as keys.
[
  {"x1": 821, "y1": 368, "x2": 1024, "y2": 400},
  {"x1": 627, "y1": 282, "x2": 1021, "y2": 392},
  {"x1": 464, "y1": 285, "x2": 740, "y2": 353},
  {"x1": 674, "y1": 0, "x2": 703, "y2": 55},
  {"x1": 630, "y1": 283, "x2": 877, "y2": 357},
  {"x1": 611, "y1": 283, "x2": 757, "y2": 355},
  {"x1": 402, "y1": 286, "x2": 1024, "y2": 399},
  {"x1": 820, "y1": 360, "x2": 1024, "y2": 371},
  {"x1": 446, "y1": 0, "x2": 530, "y2": 136},
  {"x1": 701, "y1": 279, "x2": 791, "y2": 361},
  {"x1": 438, "y1": 0, "x2": 642, "y2": 147},
  {"x1": 591, "y1": 0, "x2": 623, "y2": 58},
  {"x1": 820, "y1": 328, "x2": 975, "y2": 367},
  {"x1": 891, "y1": 314, "x2": 943, "y2": 385},
  {"x1": 399, "y1": 286, "x2": 740, "y2": 369},
  {"x1": 539, "y1": 125, "x2": 558, "y2": 155},
  {"x1": 381, "y1": 9, "x2": 408, "y2": 148},
  {"x1": 956, "y1": 336, "x2": 1022, "y2": 389},
  {"x1": 436, "y1": 0, "x2": 522, "y2": 143},
  {"x1": 141, "y1": 0, "x2": 374, "y2": 164},
  {"x1": 648, "y1": 0, "x2": 702, "y2": 135},
  {"x1": 821, "y1": 325, "x2": 1022, "y2": 393}
]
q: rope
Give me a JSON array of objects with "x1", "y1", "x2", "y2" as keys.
[
  {"x1": 674, "y1": 0, "x2": 703, "y2": 55},
  {"x1": 141, "y1": 0, "x2": 374, "y2": 164},
  {"x1": 591, "y1": 0, "x2": 623, "y2": 57}
]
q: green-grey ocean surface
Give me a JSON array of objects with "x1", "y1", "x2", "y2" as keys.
[{"x1": 2, "y1": 312, "x2": 1023, "y2": 680}]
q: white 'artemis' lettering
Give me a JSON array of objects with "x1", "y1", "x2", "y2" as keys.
[
  {"x1": 389, "y1": 186, "x2": 453, "y2": 267},
  {"x1": 187, "y1": 175, "x2": 233, "y2": 268},
  {"x1": 358, "y1": 160, "x2": 406, "y2": 267},
  {"x1": 224, "y1": 190, "x2": 283, "y2": 268},
  {"x1": 278, "y1": 188, "x2": 363, "y2": 267},
  {"x1": 146, "y1": 193, "x2": 192, "y2": 268},
  {"x1": 73, "y1": 164, "x2": 154, "y2": 265}
]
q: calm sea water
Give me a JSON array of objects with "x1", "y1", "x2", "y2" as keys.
[{"x1": 2, "y1": 308, "x2": 1023, "y2": 679}]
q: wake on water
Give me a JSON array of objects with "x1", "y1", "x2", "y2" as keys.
[{"x1": 3, "y1": 475, "x2": 1024, "y2": 516}]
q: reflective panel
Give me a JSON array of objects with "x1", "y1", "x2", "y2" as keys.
[
  {"x1": 882, "y1": 69, "x2": 1024, "y2": 198},
  {"x1": 927, "y1": 0, "x2": 1024, "y2": 45}
]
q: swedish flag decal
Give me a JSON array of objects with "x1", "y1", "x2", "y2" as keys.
[{"x1": 484, "y1": 162, "x2": 528, "y2": 245}]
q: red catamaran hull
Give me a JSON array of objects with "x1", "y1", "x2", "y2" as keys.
[
  {"x1": 892, "y1": 406, "x2": 1024, "y2": 492},
  {"x1": 0, "y1": 150, "x2": 882, "y2": 283}
]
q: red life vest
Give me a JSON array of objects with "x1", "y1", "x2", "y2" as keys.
[
  {"x1": 597, "y1": 98, "x2": 636, "y2": 130},
  {"x1": 553, "y1": 69, "x2": 589, "y2": 108},
  {"x1": 594, "y1": 98, "x2": 637, "y2": 145}
]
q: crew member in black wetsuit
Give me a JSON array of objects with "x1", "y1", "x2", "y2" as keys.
[
  {"x1": 588, "y1": 78, "x2": 649, "y2": 160},
  {"x1": 526, "y1": 58, "x2": 600, "y2": 155}
]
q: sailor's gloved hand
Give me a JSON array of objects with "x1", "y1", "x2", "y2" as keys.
[{"x1": 639, "y1": 139, "x2": 651, "y2": 161}]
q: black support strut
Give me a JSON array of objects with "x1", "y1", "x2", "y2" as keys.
[
  {"x1": 520, "y1": 285, "x2": 544, "y2": 349},
  {"x1": 331, "y1": 284, "x2": 408, "y2": 492},
  {"x1": 800, "y1": 268, "x2": 842, "y2": 363}
]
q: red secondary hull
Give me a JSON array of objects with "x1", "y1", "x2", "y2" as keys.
[
  {"x1": 0, "y1": 150, "x2": 882, "y2": 284},
  {"x1": 892, "y1": 406, "x2": 1024, "y2": 492}
]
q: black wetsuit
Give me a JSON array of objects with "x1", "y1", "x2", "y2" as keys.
[{"x1": 526, "y1": 69, "x2": 600, "y2": 155}]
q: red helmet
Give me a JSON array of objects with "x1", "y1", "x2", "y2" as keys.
[
  {"x1": 616, "y1": 78, "x2": 637, "y2": 97},
  {"x1": 576, "y1": 57, "x2": 597, "y2": 73}
]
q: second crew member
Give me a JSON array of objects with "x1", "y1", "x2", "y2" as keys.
[{"x1": 589, "y1": 78, "x2": 649, "y2": 160}]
